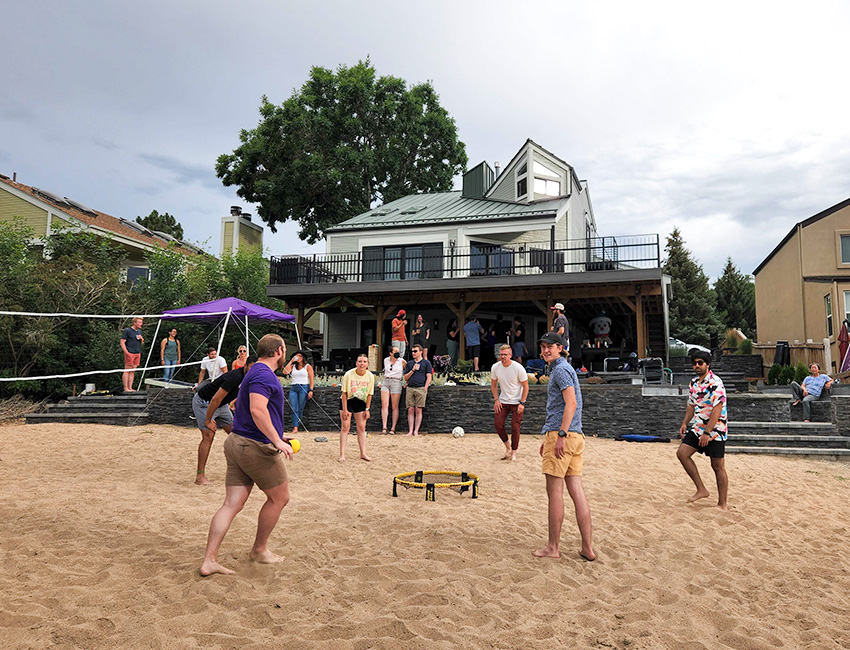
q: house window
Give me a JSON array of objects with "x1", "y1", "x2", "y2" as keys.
[
  {"x1": 844, "y1": 290, "x2": 850, "y2": 325},
  {"x1": 825, "y1": 294, "x2": 833, "y2": 337},
  {"x1": 125, "y1": 266, "x2": 150, "y2": 286},
  {"x1": 841, "y1": 235, "x2": 850, "y2": 264},
  {"x1": 516, "y1": 177, "x2": 527, "y2": 198},
  {"x1": 362, "y1": 244, "x2": 443, "y2": 281},
  {"x1": 470, "y1": 242, "x2": 514, "y2": 276},
  {"x1": 532, "y1": 160, "x2": 561, "y2": 196}
]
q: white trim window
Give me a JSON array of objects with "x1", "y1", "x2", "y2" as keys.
[
  {"x1": 533, "y1": 161, "x2": 561, "y2": 197},
  {"x1": 841, "y1": 234, "x2": 850, "y2": 264},
  {"x1": 844, "y1": 290, "x2": 850, "y2": 325},
  {"x1": 825, "y1": 294, "x2": 833, "y2": 337}
]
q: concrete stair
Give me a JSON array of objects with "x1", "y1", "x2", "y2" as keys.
[
  {"x1": 726, "y1": 420, "x2": 850, "y2": 460},
  {"x1": 25, "y1": 393, "x2": 149, "y2": 426}
]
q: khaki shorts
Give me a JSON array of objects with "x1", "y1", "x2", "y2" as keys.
[
  {"x1": 224, "y1": 433, "x2": 288, "y2": 490},
  {"x1": 406, "y1": 387, "x2": 427, "y2": 408},
  {"x1": 541, "y1": 430, "x2": 585, "y2": 477}
]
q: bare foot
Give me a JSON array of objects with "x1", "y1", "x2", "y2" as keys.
[
  {"x1": 580, "y1": 550, "x2": 596, "y2": 562},
  {"x1": 250, "y1": 549, "x2": 285, "y2": 564},
  {"x1": 687, "y1": 490, "x2": 710, "y2": 503},
  {"x1": 405, "y1": 432, "x2": 418, "y2": 436},
  {"x1": 360, "y1": 454, "x2": 372, "y2": 462},
  {"x1": 195, "y1": 473, "x2": 210, "y2": 486},
  {"x1": 791, "y1": 399, "x2": 801, "y2": 406},
  {"x1": 717, "y1": 503, "x2": 729, "y2": 511},
  {"x1": 499, "y1": 452, "x2": 511, "y2": 460},
  {"x1": 510, "y1": 452, "x2": 517, "y2": 461},
  {"x1": 199, "y1": 560, "x2": 235, "y2": 576},
  {"x1": 338, "y1": 456, "x2": 345, "y2": 462},
  {"x1": 532, "y1": 545, "x2": 560, "y2": 558}
]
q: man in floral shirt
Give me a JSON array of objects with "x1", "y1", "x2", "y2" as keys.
[{"x1": 676, "y1": 350, "x2": 729, "y2": 510}]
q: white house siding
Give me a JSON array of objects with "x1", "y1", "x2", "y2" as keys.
[
  {"x1": 327, "y1": 233, "x2": 360, "y2": 254},
  {"x1": 488, "y1": 175, "x2": 515, "y2": 202}
]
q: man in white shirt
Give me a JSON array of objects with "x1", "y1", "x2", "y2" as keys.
[
  {"x1": 198, "y1": 347, "x2": 228, "y2": 385},
  {"x1": 490, "y1": 344, "x2": 529, "y2": 460}
]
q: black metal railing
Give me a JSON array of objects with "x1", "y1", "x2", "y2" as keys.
[{"x1": 270, "y1": 234, "x2": 660, "y2": 285}]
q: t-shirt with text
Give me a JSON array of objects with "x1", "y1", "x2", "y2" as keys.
[{"x1": 342, "y1": 369, "x2": 375, "y2": 403}]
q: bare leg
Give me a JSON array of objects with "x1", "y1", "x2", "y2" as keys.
[
  {"x1": 339, "y1": 410, "x2": 351, "y2": 461},
  {"x1": 390, "y1": 393, "x2": 400, "y2": 432},
  {"x1": 533, "y1": 475, "x2": 565, "y2": 558},
  {"x1": 355, "y1": 411, "x2": 372, "y2": 461},
  {"x1": 413, "y1": 407, "x2": 423, "y2": 436},
  {"x1": 196, "y1": 428, "x2": 215, "y2": 485},
  {"x1": 711, "y1": 457, "x2": 729, "y2": 510},
  {"x1": 406, "y1": 406, "x2": 416, "y2": 436},
  {"x1": 677, "y1": 443, "x2": 709, "y2": 502},
  {"x1": 381, "y1": 389, "x2": 390, "y2": 432},
  {"x1": 200, "y1": 484, "x2": 252, "y2": 576},
  {"x1": 566, "y1": 475, "x2": 595, "y2": 560},
  {"x1": 250, "y1": 481, "x2": 290, "y2": 563}
]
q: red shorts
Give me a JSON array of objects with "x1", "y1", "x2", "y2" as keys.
[{"x1": 124, "y1": 352, "x2": 141, "y2": 369}]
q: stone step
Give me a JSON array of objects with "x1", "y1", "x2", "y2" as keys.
[
  {"x1": 726, "y1": 434, "x2": 850, "y2": 449},
  {"x1": 725, "y1": 446, "x2": 850, "y2": 460},
  {"x1": 47, "y1": 402, "x2": 149, "y2": 413},
  {"x1": 24, "y1": 412, "x2": 149, "y2": 426},
  {"x1": 68, "y1": 394, "x2": 149, "y2": 403},
  {"x1": 790, "y1": 401, "x2": 832, "y2": 421},
  {"x1": 728, "y1": 421, "x2": 837, "y2": 436}
]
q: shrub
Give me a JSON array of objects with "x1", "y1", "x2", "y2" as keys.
[
  {"x1": 779, "y1": 365, "x2": 796, "y2": 386},
  {"x1": 739, "y1": 338, "x2": 753, "y2": 355},
  {"x1": 794, "y1": 362, "x2": 809, "y2": 385},
  {"x1": 455, "y1": 359, "x2": 473, "y2": 373},
  {"x1": 767, "y1": 364, "x2": 782, "y2": 385}
]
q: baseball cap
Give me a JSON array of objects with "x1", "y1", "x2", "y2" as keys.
[
  {"x1": 551, "y1": 302, "x2": 565, "y2": 311},
  {"x1": 397, "y1": 309, "x2": 406, "y2": 317},
  {"x1": 538, "y1": 332, "x2": 567, "y2": 346}
]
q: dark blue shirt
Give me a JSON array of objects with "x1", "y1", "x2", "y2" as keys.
[
  {"x1": 405, "y1": 358, "x2": 433, "y2": 388},
  {"x1": 122, "y1": 327, "x2": 143, "y2": 354},
  {"x1": 232, "y1": 363, "x2": 285, "y2": 444},
  {"x1": 542, "y1": 356, "x2": 583, "y2": 434}
]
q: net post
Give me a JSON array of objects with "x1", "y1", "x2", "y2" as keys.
[
  {"x1": 415, "y1": 470, "x2": 423, "y2": 483},
  {"x1": 460, "y1": 471, "x2": 469, "y2": 494},
  {"x1": 425, "y1": 483, "x2": 436, "y2": 501},
  {"x1": 392, "y1": 478, "x2": 398, "y2": 497}
]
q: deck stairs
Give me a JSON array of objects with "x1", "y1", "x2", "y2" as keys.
[{"x1": 25, "y1": 393, "x2": 150, "y2": 426}]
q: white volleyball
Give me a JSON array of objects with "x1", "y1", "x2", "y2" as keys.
[{"x1": 452, "y1": 426, "x2": 465, "y2": 438}]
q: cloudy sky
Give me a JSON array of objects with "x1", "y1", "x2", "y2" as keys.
[{"x1": 2, "y1": 1, "x2": 849, "y2": 278}]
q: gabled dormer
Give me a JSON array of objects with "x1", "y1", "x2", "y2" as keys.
[{"x1": 485, "y1": 139, "x2": 578, "y2": 204}]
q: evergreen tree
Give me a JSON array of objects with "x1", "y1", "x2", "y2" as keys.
[
  {"x1": 714, "y1": 257, "x2": 756, "y2": 338},
  {"x1": 663, "y1": 228, "x2": 721, "y2": 347},
  {"x1": 136, "y1": 210, "x2": 184, "y2": 240}
]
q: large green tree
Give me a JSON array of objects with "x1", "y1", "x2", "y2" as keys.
[
  {"x1": 714, "y1": 257, "x2": 756, "y2": 338},
  {"x1": 663, "y1": 228, "x2": 722, "y2": 347},
  {"x1": 136, "y1": 210, "x2": 184, "y2": 240},
  {"x1": 216, "y1": 59, "x2": 468, "y2": 243}
]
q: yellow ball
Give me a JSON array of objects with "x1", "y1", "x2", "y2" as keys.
[{"x1": 289, "y1": 438, "x2": 301, "y2": 454}]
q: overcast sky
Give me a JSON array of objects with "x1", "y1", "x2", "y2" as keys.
[{"x1": 3, "y1": 1, "x2": 849, "y2": 279}]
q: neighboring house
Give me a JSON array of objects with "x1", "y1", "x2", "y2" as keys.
[
  {"x1": 268, "y1": 139, "x2": 671, "y2": 364},
  {"x1": 221, "y1": 205, "x2": 263, "y2": 256},
  {"x1": 754, "y1": 197, "x2": 850, "y2": 373},
  {"x1": 0, "y1": 175, "x2": 203, "y2": 280}
]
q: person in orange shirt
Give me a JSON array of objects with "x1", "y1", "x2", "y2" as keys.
[{"x1": 391, "y1": 309, "x2": 408, "y2": 358}]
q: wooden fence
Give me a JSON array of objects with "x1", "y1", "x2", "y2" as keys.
[{"x1": 754, "y1": 342, "x2": 825, "y2": 372}]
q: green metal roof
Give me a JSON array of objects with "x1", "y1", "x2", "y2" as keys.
[{"x1": 326, "y1": 191, "x2": 567, "y2": 232}]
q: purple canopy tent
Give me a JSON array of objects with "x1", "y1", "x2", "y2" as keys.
[{"x1": 138, "y1": 298, "x2": 296, "y2": 388}]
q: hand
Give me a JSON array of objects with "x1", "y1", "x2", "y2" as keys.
[
  {"x1": 678, "y1": 423, "x2": 687, "y2": 438},
  {"x1": 698, "y1": 433, "x2": 711, "y2": 447},
  {"x1": 493, "y1": 399, "x2": 502, "y2": 414},
  {"x1": 205, "y1": 420, "x2": 217, "y2": 433},
  {"x1": 517, "y1": 404, "x2": 525, "y2": 414},
  {"x1": 554, "y1": 436, "x2": 566, "y2": 459},
  {"x1": 539, "y1": 442, "x2": 545, "y2": 457},
  {"x1": 276, "y1": 440, "x2": 294, "y2": 460},
  {"x1": 413, "y1": 363, "x2": 420, "y2": 371},
  {"x1": 160, "y1": 359, "x2": 164, "y2": 364},
  {"x1": 365, "y1": 408, "x2": 371, "y2": 420},
  {"x1": 801, "y1": 387, "x2": 808, "y2": 396}
]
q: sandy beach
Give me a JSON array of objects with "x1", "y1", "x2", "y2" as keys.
[{"x1": 2, "y1": 422, "x2": 849, "y2": 650}]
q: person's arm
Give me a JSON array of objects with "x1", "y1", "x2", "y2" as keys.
[
  {"x1": 204, "y1": 386, "x2": 230, "y2": 432},
  {"x1": 553, "y1": 386, "x2": 578, "y2": 459},
  {"x1": 120, "y1": 333, "x2": 128, "y2": 355},
  {"x1": 491, "y1": 377, "x2": 502, "y2": 413},
  {"x1": 307, "y1": 364, "x2": 314, "y2": 398},
  {"x1": 341, "y1": 390, "x2": 350, "y2": 415},
  {"x1": 160, "y1": 338, "x2": 166, "y2": 363},
  {"x1": 403, "y1": 362, "x2": 415, "y2": 381},
  {"x1": 249, "y1": 392, "x2": 293, "y2": 458},
  {"x1": 424, "y1": 371, "x2": 432, "y2": 390},
  {"x1": 282, "y1": 358, "x2": 294, "y2": 375},
  {"x1": 425, "y1": 326, "x2": 430, "y2": 342},
  {"x1": 825, "y1": 376, "x2": 834, "y2": 391},
  {"x1": 700, "y1": 402, "x2": 724, "y2": 445},
  {"x1": 679, "y1": 404, "x2": 695, "y2": 437},
  {"x1": 177, "y1": 340, "x2": 181, "y2": 364},
  {"x1": 221, "y1": 358, "x2": 229, "y2": 374}
]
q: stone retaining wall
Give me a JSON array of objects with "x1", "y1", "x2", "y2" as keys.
[
  {"x1": 668, "y1": 355, "x2": 763, "y2": 377},
  {"x1": 144, "y1": 384, "x2": 793, "y2": 437}
]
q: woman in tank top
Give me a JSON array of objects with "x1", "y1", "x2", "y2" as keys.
[
  {"x1": 232, "y1": 345, "x2": 249, "y2": 369},
  {"x1": 159, "y1": 328, "x2": 181, "y2": 382},
  {"x1": 380, "y1": 345, "x2": 405, "y2": 434},
  {"x1": 283, "y1": 350, "x2": 314, "y2": 434}
]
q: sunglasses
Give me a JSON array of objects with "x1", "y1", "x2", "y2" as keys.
[{"x1": 692, "y1": 360, "x2": 706, "y2": 366}]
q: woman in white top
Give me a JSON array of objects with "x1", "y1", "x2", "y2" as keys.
[
  {"x1": 380, "y1": 345, "x2": 405, "y2": 434},
  {"x1": 283, "y1": 350, "x2": 314, "y2": 434}
]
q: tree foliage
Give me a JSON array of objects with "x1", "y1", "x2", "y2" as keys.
[
  {"x1": 663, "y1": 228, "x2": 721, "y2": 347},
  {"x1": 136, "y1": 209, "x2": 184, "y2": 240},
  {"x1": 216, "y1": 59, "x2": 468, "y2": 243},
  {"x1": 714, "y1": 257, "x2": 756, "y2": 338}
]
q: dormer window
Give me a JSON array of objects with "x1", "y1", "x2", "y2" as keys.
[
  {"x1": 516, "y1": 159, "x2": 528, "y2": 199},
  {"x1": 533, "y1": 160, "x2": 561, "y2": 197}
]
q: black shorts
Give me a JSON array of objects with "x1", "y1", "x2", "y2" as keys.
[
  {"x1": 339, "y1": 397, "x2": 367, "y2": 413},
  {"x1": 467, "y1": 344, "x2": 481, "y2": 358},
  {"x1": 681, "y1": 430, "x2": 726, "y2": 458}
]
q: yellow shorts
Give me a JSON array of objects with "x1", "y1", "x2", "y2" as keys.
[{"x1": 541, "y1": 430, "x2": 584, "y2": 477}]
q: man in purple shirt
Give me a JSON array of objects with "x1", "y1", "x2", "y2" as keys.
[{"x1": 200, "y1": 334, "x2": 296, "y2": 577}]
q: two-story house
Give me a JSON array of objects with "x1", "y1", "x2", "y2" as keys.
[
  {"x1": 268, "y1": 139, "x2": 670, "y2": 367},
  {"x1": 754, "y1": 196, "x2": 850, "y2": 373}
]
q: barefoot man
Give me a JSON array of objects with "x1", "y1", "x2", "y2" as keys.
[
  {"x1": 676, "y1": 350, "x2": 729, "y2": 510},
  {"x1": 533, "y1": 332, "x2": 595, "y2": 561},
  {"x1": 120, "y1": 317, "x2": 144, "y2": 392},
  {"x1": 200, "y1": 334, "x2": 296, "y2": 576},
  {"x1": 491, "y1": 344, "x2": 529, "y2": 461}
]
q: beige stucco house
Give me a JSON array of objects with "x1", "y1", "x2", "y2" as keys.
[{"x1": 754, "y1": 197, "x2": 850, "y2": 373}]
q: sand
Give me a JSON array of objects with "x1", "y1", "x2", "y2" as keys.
[{"x1": 2, "y1": 423, "x2": 849, "y2": 650}]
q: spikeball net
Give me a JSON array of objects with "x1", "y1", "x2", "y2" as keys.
[{"x1": 392, "y1": 470, "x2": 480, "y2": 501}]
